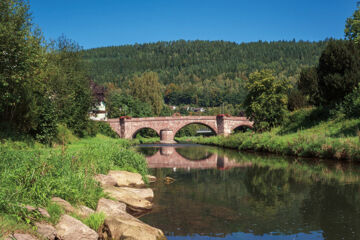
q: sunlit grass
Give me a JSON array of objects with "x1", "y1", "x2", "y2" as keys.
[{"x1": 0, "y1": 134, "x2": 148, "y2": 235}]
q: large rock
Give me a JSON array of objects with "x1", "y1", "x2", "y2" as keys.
[
  {"x1": 51, "y1": 197, "x2": 75, "y2": 213},
  {"x1": 94, "y1": 174, "x2": 117, "y2": 187},
  {"x1": 10, "y1": 234, "x2": 37, "y2": 240},
  {"x1": 108, "y1": 170, "x2": 145, "y2": 187},
  {"x1": 104, "y1": 186, "x2": 152, "y2": 216},
  {"x1": 120, "y1": 187, "x2": 154, "y2": 201},
  {"x1": 55, "y1": 214, "x2": 98, "y2": 240},
  {"x1": 25, "y1": 205, "x2": 50, "y2": 218},
  {"x1": 35, "y1": 222, "x2": 56, "y2": 240},
  {"x1": 146, "y1": 175, "x2": 157, "y2": 183},
  {"x1": 103, "y1": 213, "x2": 166, "y2": 240},
  {"x1": 75, "y1": 205, "x2": 95, "y2": 218},
  {"x1": 96, "y1": 198, "x2": 127, "y2": 217}
]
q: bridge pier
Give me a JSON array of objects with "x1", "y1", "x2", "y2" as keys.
[{"x1": 160, "y1": 129, "x2": 176, "y2": 144}]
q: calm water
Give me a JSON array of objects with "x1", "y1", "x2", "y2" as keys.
[{"x1": 135, "y1": 144, "x2": 360, "y2": 240}]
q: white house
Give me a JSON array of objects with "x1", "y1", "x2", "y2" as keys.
[{"x1": 90, "y1": 101, "x2": 107, "y2": 121}]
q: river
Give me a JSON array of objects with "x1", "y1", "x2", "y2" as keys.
[{"x1": 135, "y1": 144, "x2": 360, "y2": 240}]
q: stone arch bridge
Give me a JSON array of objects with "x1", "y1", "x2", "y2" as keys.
[{"x1": 106, "y1": 115, "x2": 253, "y2": 143}]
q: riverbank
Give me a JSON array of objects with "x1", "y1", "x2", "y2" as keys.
[
  {"x1": 177, "y1": 108, "x2": 360, "y2": 161},
  {"x1": 0, "y1": 134, "x2": 165, "y2": 239}
]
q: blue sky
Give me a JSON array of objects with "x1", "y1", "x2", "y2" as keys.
[{"x1": 29, "y1": 0, "x2": 358, "y2": 49}]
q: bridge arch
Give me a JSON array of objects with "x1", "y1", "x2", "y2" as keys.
[
  {"x1": 174, "y1": 122, "x2": 217, "y2": 138},
  {"x1": 231, "y1": 123, "x2": 254, "y2": 134},
  {"x1": 131, "y1": 127, "x2": 160, "y2": 139}
]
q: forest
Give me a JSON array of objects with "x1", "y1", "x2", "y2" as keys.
[{"x1": 82, "y1": 40, "x2": 328, "y2": 109}]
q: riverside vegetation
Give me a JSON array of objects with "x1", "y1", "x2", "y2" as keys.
[
  {"x1": 177, "y1": 107, "x2": 360, "y2": 161},
  {"x1": 0, "y1": 132, "x2": 150, "y2": 238}
]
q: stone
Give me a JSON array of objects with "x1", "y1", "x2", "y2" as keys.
[
  {"x1": 164, "y1": 176, "x2": 175, "y2": 184},
  {"x1": 94, "y1": 174, "x2": 117, "y2": 187},
  {"x1": 51, "y1": 197, "x2": 75, "y2": 213},
  {"x1": 107, "y1": 115, "x2": 253, "y2": 139},
  {"x1": 146, "y1": 175, "x2": 157, "y2": 183},
  {"x1": 75, "y1": 205, "x2": 95, "y2": 218},
  {"x1": 37, "y1": 208, "x2": 50, "y2": 218},
  {"x1": 55, "y1": 214, "x2": 98, "y2": 240},
  {"x1": 107, "y1": 170, "x2": 145, "y2": 187},
  {"x1": 102, "y1": 213, "x2": 166, "y2": 240},
  {"x1": 12, "y1": 234, "x2": 38, "y2": 240},
  {"x1": 96, "y1": 198, "x2": 127, "y2": 217},
  {"x1": 120, "y1": 187, "x2": 154, "y2": 201},
  {"x1": 35, "y1": 222, "x2": 56, "y2": 240},
  {"x1": 25, "y1": 205, "x2": 36, "y2": 212},
  {"x1": 104, "y1": 186, "x2": 152, "y2": 216},
  {"x1": 24, "y1": 205, "x2": 50, "y2": 218}
]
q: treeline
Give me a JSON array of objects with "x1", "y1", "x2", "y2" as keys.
[
  {"x1": 242, "y1": 3, "x2": 360, "y2": 131},
  {"x1": 82, "y1": 40, "x2": 327, "y2": 107},
  {"x1": 0, "y1": 0, "x2": 97, "y2": 144}
]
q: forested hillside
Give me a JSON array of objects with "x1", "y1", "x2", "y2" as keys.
[{"x1": 82, "y1": 40, "x2": 327, "y2": 107}]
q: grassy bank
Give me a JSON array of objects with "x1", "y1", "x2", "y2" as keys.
[
  {"x1": 177, "y1": 108, "x2": 360, "y2": 161},
  {"x1": 132, "y1": 137, "x2": 161, "y2": 144},
  {"x1": 0, "y1": 134, "x2": 148, "y2": 238}
]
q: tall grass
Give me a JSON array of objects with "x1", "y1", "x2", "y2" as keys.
[{"x1": 0, "y1": 134, "x2": 148, "y2": 236}]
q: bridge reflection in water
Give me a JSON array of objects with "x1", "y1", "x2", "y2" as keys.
[{"x1": 141, "y1": 145, "x2": 252, "y2": 170}]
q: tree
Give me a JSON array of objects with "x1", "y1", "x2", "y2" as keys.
[
  {"x1": 298, "y1": 67, "x2": 319, "y2": 104},
  {"x1": 106, "y1": 90, "x2": 152, "y2": 118},
  {"x1": 317, "y1": 40, "x2": 360, "y2": 105},
  {"x1": 128, "y1": 72, "x2": 163, "y2": 115},
  {"x1": 345, "y1": 2, "x2": 360, "y2": 43},
  {"x1": 244, "y1": 70, "x2": 290, "y2": 131},
  {"x1": 0, "y1": 0, "x2": 58, "y2": 142},
  {"x1": 46, "y1": 36, "x2": 92, "y2": 136}
]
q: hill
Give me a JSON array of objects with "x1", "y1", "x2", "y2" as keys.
[{"x1": 82, "y1": 40, "x2": 327, "y2": 107}]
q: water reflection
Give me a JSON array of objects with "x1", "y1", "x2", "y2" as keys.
[
  {"x1": 135, "y1": 144, "x2": 360, "y2": 240},
  {"x1": 138, "y1": 145, "x2": 252, "y2": 169}
]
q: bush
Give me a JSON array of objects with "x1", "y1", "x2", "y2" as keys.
[
  {"x1": 337, "y1": 83, "x2": 360, "y2": 118},
  {"x1": 96, "y1": 121, "x2": 119, "y2": 138}
]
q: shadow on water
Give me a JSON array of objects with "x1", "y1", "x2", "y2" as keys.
[{"x1": 135, "y1": 144, "x2": 360, "y2": 240}]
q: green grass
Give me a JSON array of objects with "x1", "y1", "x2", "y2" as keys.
[
  {"x1": 0, "y1": 134, "x2": 148, "y2": 236},
  {"x1": 47, "y1": 203, "x2": 64, "y2": 224},
  {"x1": 83, "y1": 212, "x2": 105, "y2": 232},
  {"x1": 132, "y1": 137, "x2": 160, "y2": 144},
  {"x1": 177, "y1": 108, "x2": 360, "y2": 161}
]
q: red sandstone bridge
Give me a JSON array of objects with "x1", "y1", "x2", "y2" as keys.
[
  {"x1": 106, "y1": 115, "x2": 253, "y2": 143},
  {"x1": 146, "y1": 147, "x2": 253, "y2": 169}
]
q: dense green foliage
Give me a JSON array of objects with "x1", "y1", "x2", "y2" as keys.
[
  {"x1": 0, "y1": 0, "x2": 49, "y2": 134},
  {"x1": 244, "y1": 70, "x2": 290, "y2": 131},
  {"x1": 46, "y1": 36, "x2": 93, "y2": 137},
  {"x1": 0, "y1": 135, "x2": 148, "y2": 236},
  {"x1": 83, "y1": 40, "x2": 326, "y2": 107},
  {"x1": 336, "y1": 83, "x2": 360, "y2": 118},
  {"x1": 0, "y1": 1, "x2": 94, "y2": 144},
  {"x1": 129, "y1": 72, "x2": 164, "y2": 115},
  {"x1": 299, "y1": 40, "x2": 360, "y2": 106},
  {"x1": 345, "y1": 2, "x2": 360, "y2": 43},
  {"x1": 106, "y1": 91, "x2": 153, "y2": 118}
]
